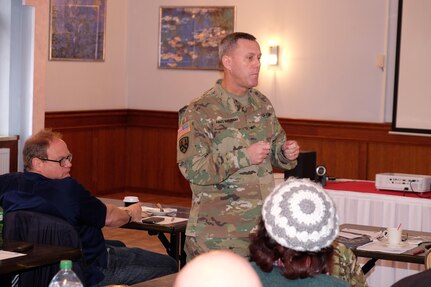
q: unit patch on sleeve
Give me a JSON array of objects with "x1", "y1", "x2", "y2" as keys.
[{"x1": 179, "y1": 136, "x2": 189, "y2": 153}]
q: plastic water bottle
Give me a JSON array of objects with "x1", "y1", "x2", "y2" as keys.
[
  {"x1": 0, "y1": 206, "x2": 3, "y2": 249},
  {"x1": 48, "y1": 260, "x2": 83, "y2": 287}
]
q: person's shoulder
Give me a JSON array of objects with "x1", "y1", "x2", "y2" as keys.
[
  {"x1": 249, "y1": 261, "x2": 263, "y2": 275},
  {"x1": 51, "y1": 176, "x2": 85, "y2": 191},
  {"x1": 0, "y1": 172, "x2": 23, "y2": 190},
  {"x1": 249, "y1": 88, "x2": 267, "y2": 98},
  {"x1": 315, "y1": 274, "x2": 350, "y2": 286},
  {"x1": 180, "y1": 88, "x2": 219, "y2": 117},
  {"x1": 250, "y1": 262, "x2": 348, "y2": 287},
  {"x1": 191, "y1": 87, "x2": 218, "y2": 105},
  {"x1": 179, "y1": 104, "x2": 188, "y2": 116},
  {"x1": 0, "y1": 172, "x2": 32, "y2": 185},
  {"x1": 332, "y1": 241, "x2": 356, "y2": 261},
  {"x1": 249, "y1": 88, "x2": 273, "y2": 105},
  {"x1": 275, "y1": 275, "x2": 348, "y2": 287},
  {"x1": 0, "y1": 172, "x2": 23, "y2": 180},
  {"x1": 52, "y1": 176, "x2": 77, "y2": 183},
  {"x1": 249, "y1": 262, "x2": 286, "y2": 287}
]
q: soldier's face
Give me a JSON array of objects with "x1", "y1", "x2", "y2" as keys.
[{"x1": 225, "y1": 39, "x2": 261, "y2": 92}]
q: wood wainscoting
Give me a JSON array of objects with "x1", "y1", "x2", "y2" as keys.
[
  {"x1": 45, "y1": 110, "x2": 431, "y2": 197},
  {"x1": 45, "y1": 110, "x2": 128, "y2": 195}
]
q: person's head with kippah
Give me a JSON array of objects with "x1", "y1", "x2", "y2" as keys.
[{"x1": 249, "y1": 177, "x2": 343, "y2": 282}]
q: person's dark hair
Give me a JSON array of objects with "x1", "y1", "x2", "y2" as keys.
[
  {"x1": 219, "y1": 32, "x2": 257, "y2": 62},
  {"x1": 23, "y1": 128, "x2": 63, "y2": 170},
  {"x1": 249, "y1": 219, "x2": 334, "y2": 279}
]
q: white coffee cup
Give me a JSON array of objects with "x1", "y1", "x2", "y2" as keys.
[
  {"x1": 384, "y1": 227, "x2": 402, "y2": 245},
  {"x1": 123, "y1": 196, "x2": 139, "y2": 207}
]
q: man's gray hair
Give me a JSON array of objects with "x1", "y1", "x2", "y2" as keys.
[{"x1": 218, "y1": 32, "x2": 257, "y2": 62}]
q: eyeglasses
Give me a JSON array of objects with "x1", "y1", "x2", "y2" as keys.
[{"x1": 38, "y1": 154, "x2": 73, "y2": 167}]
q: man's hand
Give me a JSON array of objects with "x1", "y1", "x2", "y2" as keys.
[
  {"x1": 282, "y1": 140, "x2": 300, "y2": 160},
  {"x1": 125, "y1": 202, "x2": 142, "y2": 223},
  {"x1": 247, "y1": 141, "x2": 271, "y2": 165},
  {"x1": 105, "y1": 202, "x2": 142, "y2": 227}
]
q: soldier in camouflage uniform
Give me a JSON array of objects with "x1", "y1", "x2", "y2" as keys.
[
  {"x1": 176, "y1": 32, "x2": 367, "y2": 286},
  {"x1": 177, "y1": 32, "x2": 300, "y2": 259}
]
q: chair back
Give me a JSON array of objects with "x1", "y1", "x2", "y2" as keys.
[{"x1": 3, "y1": 210, "x2": 84, "y2": 287}]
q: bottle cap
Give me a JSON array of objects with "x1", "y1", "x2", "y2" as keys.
[{"x1": 60, "y1": 260, "x2": 72, "y2": 269}]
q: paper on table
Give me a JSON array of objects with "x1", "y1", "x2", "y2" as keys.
[
  {"x1": 341, "y1": 228, "x2": 383, "y2": 240},
  {"x1": 404, "y1": 235, "x2": 431, "y2": 245},
  {"x1": 357, "y1": 240, "x2": 415, "y2": 254},
  {"x1": 339, "y1": 231, "x2": 364, "y2": 239},
  {"x1": 0, "y1": 250, "x2": 26, "y2": 260}
]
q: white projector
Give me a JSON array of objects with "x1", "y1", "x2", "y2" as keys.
[{"x1": 375, "y1": 173, "x2": 431, "y2": 193}]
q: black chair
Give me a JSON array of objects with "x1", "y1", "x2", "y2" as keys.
[
  {"x1": 3, "y1": 210, "x2": 84, "y2": 287},
  {"x1": 391, "y1": 269, "x2": 431, "y2": 287}
]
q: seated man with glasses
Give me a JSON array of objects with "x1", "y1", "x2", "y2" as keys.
[
  {"x1": 38, "y1": 153, "x2": 73, "y2": 167},
  {"x1": 0, "y1": 128, "x2": 178, "y2": 286}
]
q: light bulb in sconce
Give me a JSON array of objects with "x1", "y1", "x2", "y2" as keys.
[{"x1": 268, "y1": 45, "x2": 279, "y2": 65}]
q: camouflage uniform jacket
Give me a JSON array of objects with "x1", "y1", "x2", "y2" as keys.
[
  {"x1": 177, "y1": 79, "x2": 297, "y2": 243},
  {"x1": 332, "y1": 241, "x2": 368, "y2": 286}
]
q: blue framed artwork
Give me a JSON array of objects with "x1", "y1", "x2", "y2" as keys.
[
  {"x1": 159, "y1": 6, "x2": 235, "y2": 70},
  {"x1": 49, "y1": 0, "x2": 106, "y2": 61}
]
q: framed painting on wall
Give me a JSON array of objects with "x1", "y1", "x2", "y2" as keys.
[
  {"x1": 49, "y1": 0, "x2": 107, "y2": 61},
  {"x1": 159, "y1": 6, "x2": 235, "y2": 70}
]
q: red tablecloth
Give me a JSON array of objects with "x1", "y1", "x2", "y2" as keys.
[{"x1": 325, "y1": 180, "x2": 431, "y2": 199}]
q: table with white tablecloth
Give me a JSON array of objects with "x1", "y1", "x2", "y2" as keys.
[
  {"x1": 325, "y1": 180, "x2": 431, "y2": 287},
  {"x1": 274, "y1": 175, "x2": 431, "y2": 287}
]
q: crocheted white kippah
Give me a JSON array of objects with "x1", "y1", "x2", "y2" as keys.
[{"x1": 262, "y1": 177, "x2": 339, "y2": 252}]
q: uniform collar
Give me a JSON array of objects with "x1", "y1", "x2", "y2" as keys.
[{"x1": 215, "y1": 79, "x2": 260, "y2": 113}]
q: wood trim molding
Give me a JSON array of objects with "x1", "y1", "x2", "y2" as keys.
[
  {"x1": 127, "y1": 109, "x2": 178, "y2": 128},
  {"x1": 45, "y1": 110, "x2": 128, "y2": 129},
  {"x1": 44, "y1": 109, "x2": 431, "y2": 196},
  {"x1": 280, "y1": 118, "x2": 431, "y2": 145},
  {"x1": 46, "y1": 109, "x2": 431, "y2": 146}
]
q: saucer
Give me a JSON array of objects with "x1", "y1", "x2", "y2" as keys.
[{"x1": 382, "y1": 241, "x2": 408, "y2": 248}]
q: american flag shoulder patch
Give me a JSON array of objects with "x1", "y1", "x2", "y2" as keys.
[{"x1": 178, "y1": 121, "x2": 191, "y2": 138}]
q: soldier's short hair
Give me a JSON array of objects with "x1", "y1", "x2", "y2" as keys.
[{"x1": 219, "y1": 32, "x2": 257, "y2": 63}]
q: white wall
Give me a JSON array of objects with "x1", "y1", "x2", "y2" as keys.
[
  {"x1": 46, "y1": 0, "x2": 397, "y2": 123},
  {"x1": 45, "y1": 0, "x2": 128, "y2": 111}
]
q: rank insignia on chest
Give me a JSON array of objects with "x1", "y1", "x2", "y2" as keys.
[
  {"x1": 215, "y1": 117, "x2": 239, "y2": 124},
  {"x1": 179, "y1": 136, "x2": 189, "y2": 153}
]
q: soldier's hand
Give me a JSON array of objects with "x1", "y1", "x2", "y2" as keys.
[
  {"x1": 247, "y1": 141, "x2": 271, "y2": 165},
  {"x1": 282, "y1": 140, "x2": 300, "y2": 160}
]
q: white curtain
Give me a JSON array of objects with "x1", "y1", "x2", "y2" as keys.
[{"x1": 0, "y1": 0, "x2": 34, "y2": 171}]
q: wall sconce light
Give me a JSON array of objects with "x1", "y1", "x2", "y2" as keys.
[{"x1": 268, "y1": 45, "x2": 279, "y2": 65}]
